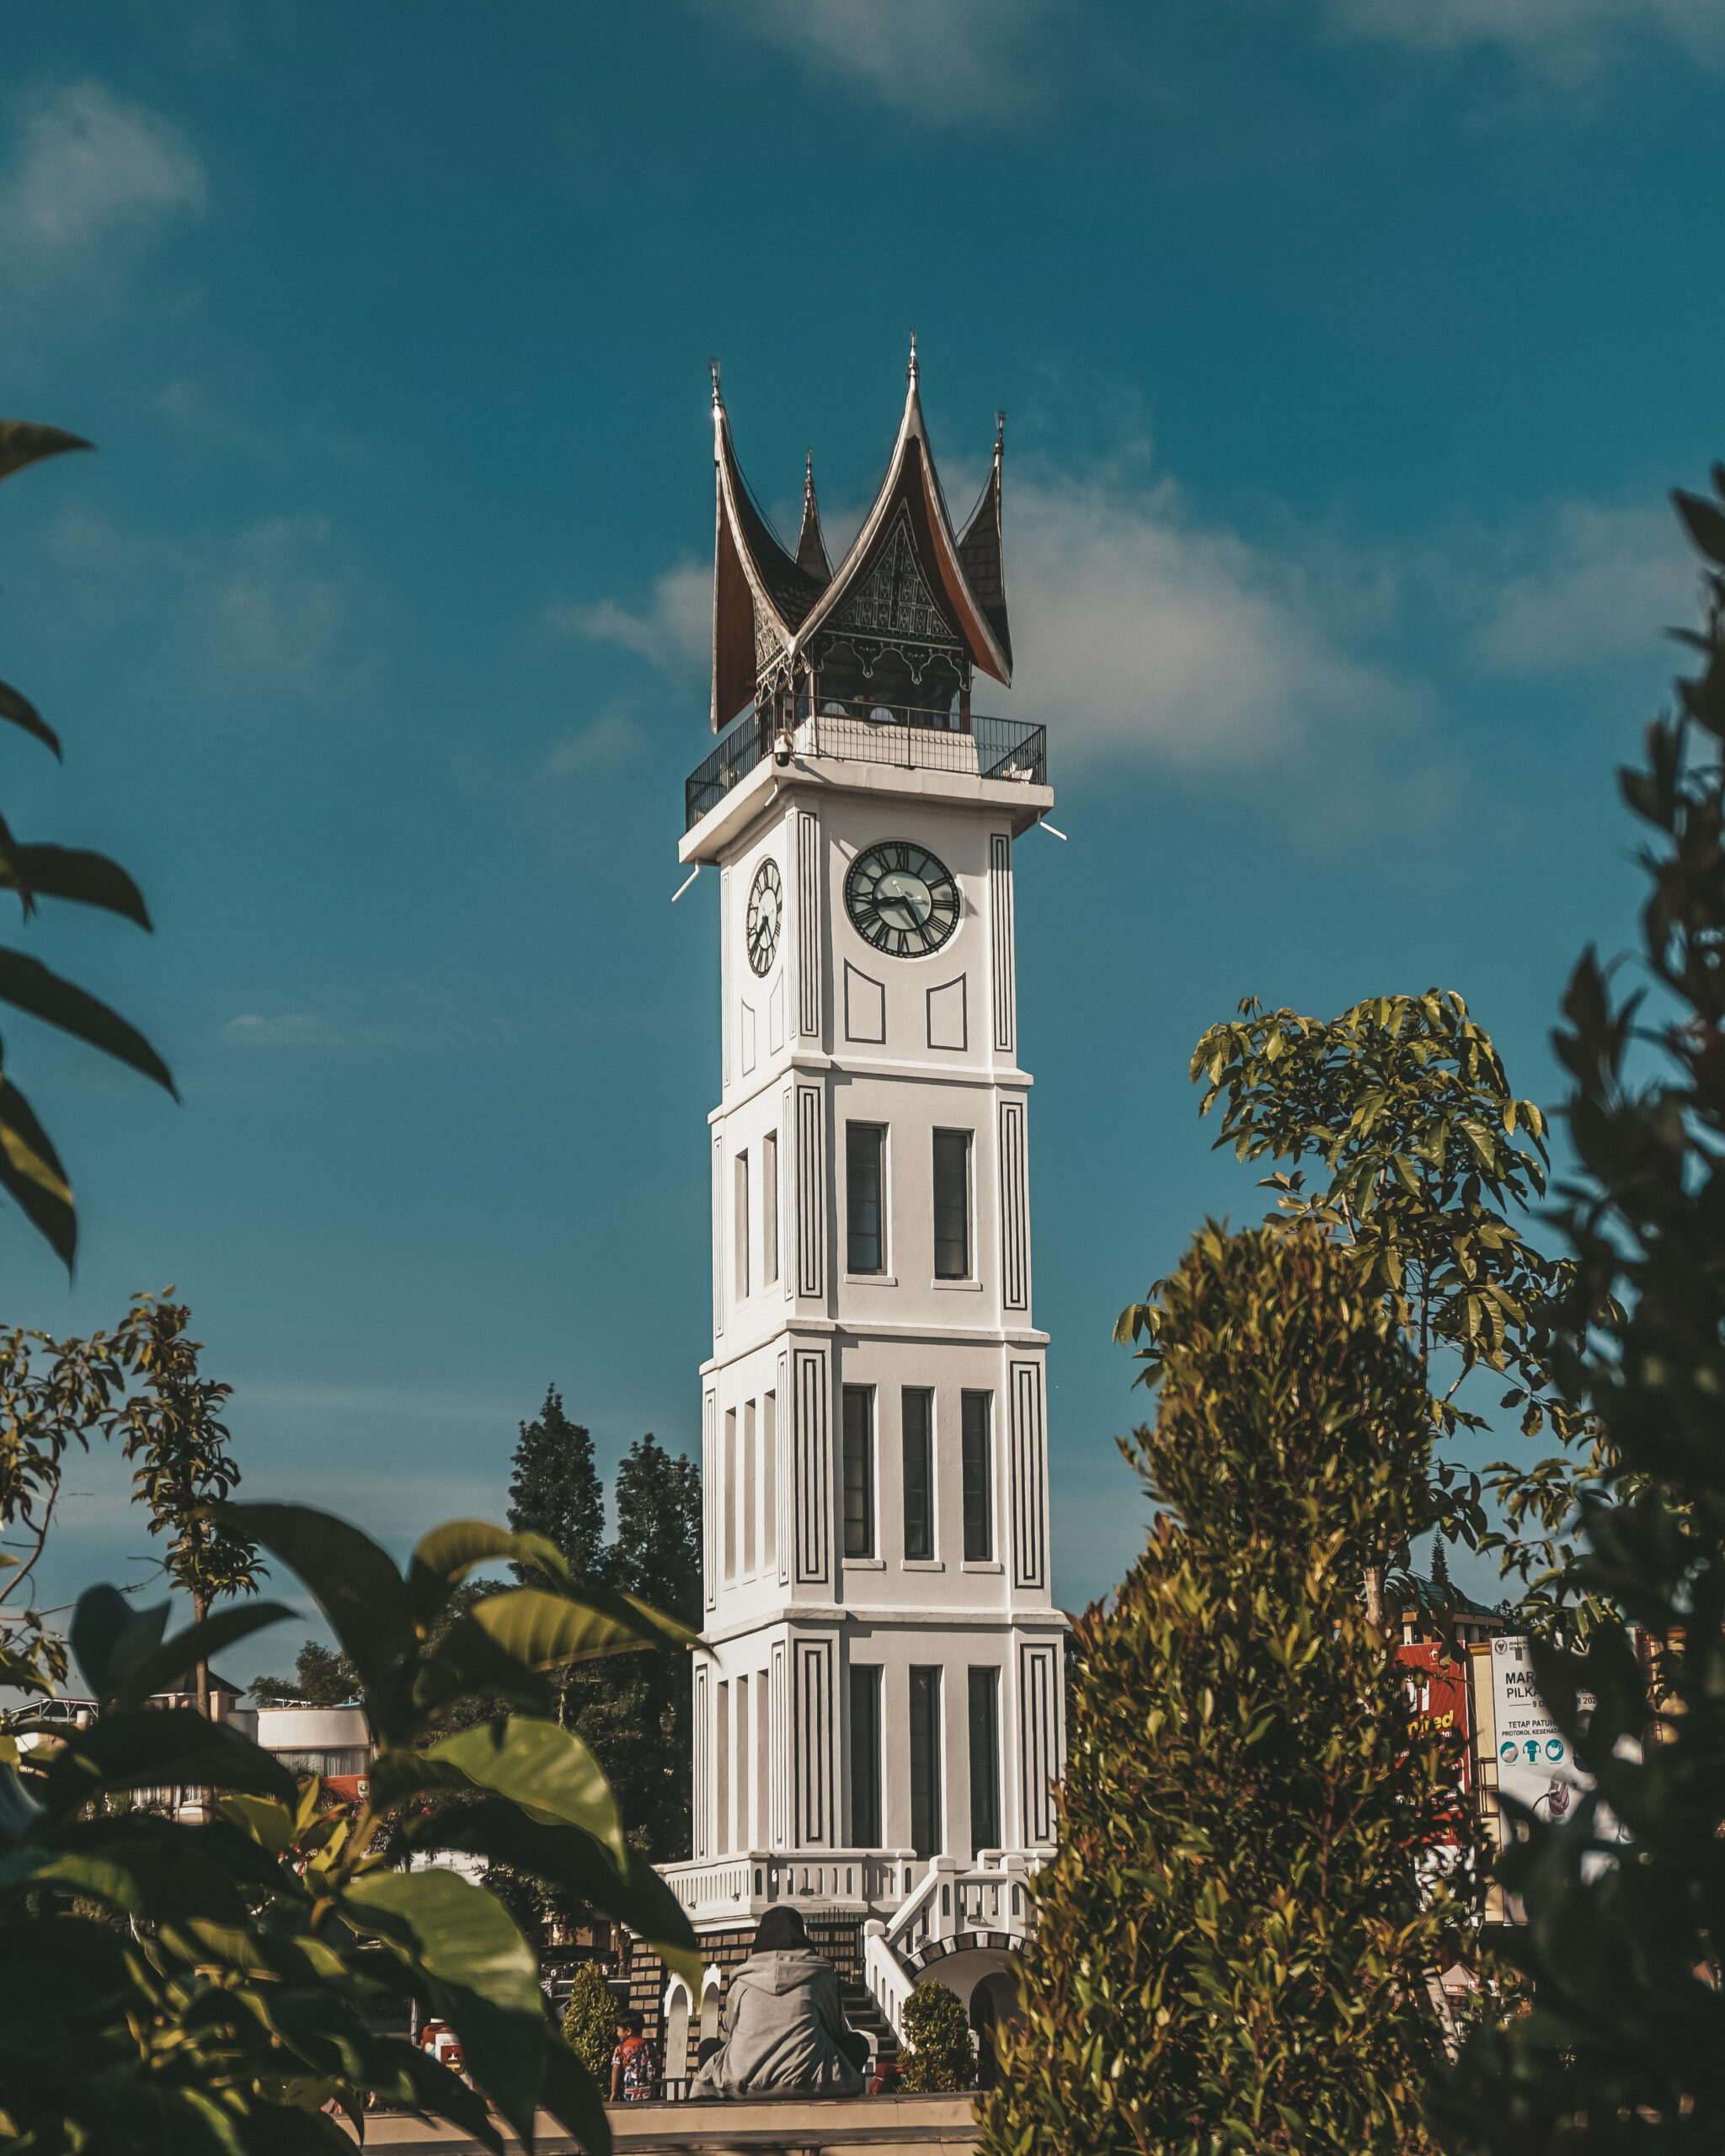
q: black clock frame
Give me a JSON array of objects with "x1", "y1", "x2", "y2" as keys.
[
  {"x1": 745, "y1": 858, "x2": 782, "y2": 977},
  {"x1": 844, "y1": 840, "x2": 961, "y2": 959}
]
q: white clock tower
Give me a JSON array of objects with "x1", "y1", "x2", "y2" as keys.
[{"x1": 654, "y1": 345, "x2": 1065, "y2": 2070}]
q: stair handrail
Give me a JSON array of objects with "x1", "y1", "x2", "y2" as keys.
[{"x1": 862, "y1": 1918, "x2": 915, "y2": 2036}]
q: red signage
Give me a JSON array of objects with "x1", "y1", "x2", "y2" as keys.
[{"x1": 1397, "y1": 1642, "x2": 1471, "y2": 1795}]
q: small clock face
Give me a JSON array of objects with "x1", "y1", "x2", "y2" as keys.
[
  {"x1": 745, "y1": 858, "x2": 782, "y2": 977},
  {"x1": 845, "y1": 841, "x2": 960, "y2": 959}
]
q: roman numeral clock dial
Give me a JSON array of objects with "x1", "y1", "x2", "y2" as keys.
[
  {"x1": 745, "y1": 857, "x2": 782, "y2": 976},
  {"x1": 844, "y1": 841, "x2": 960, "y2": 958}
]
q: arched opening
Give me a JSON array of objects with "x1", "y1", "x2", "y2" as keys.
[
  {"x1": 969, "y1": 1971, "x2": 1018, "y2": 2090},
  {"x1": 697, "y1": 1969, "x2": 724, "y2": 2070},
  {"x1": 662, "y1": 1977, "x2": 692, "y2": 2092}
]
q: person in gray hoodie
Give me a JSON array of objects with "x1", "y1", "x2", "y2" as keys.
[{"x1": 692, "y1": 1906, "x2": 869, "y2": 2099}]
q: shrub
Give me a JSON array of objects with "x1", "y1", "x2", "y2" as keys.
[
  {"x1": 563, "y1": 1961, "x2": 618, "y2": 2084},
  {"x1": 900, "y1": 1981, "x2": 974, "y2": 2092},
  {"x1": 980, "y1": 1223, "x2": 1481, "y2": 2156}
]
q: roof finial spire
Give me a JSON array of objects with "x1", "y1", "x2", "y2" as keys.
[
  {"x1": 995, "y1": 408, "x2": 1006, "y2": 450},
  {"x1": 708, "y1": 356, "x2": 723, "y2": 408},
  {"x1": 907, "y1": 328, "x2": 918, "y2": 383}
]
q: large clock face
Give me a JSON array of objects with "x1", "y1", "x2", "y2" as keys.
[
  {"x1": 845, "y1": 841, "x2": 960, "y2": 959},
  {"x1": 745, "y1": 858, "x2": 782, "y2": 977}
]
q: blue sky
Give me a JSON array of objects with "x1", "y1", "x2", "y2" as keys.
[{"x1": 1, "y1": 0, "x2": 1719, "y2": 1649}]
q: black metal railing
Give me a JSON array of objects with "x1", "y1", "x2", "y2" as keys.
[{"x1": 685, "y1": 709, "x2": 1048, "y2": 831}]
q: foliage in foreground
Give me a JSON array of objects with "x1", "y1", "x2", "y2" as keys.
[
  {"x1": 1434, "y1": 478, "x2": 1725, "y2": 2153},
  {"x1": 899, "y1": 1980, "x2": 974, "y2": 2093},
  {"x1": 0, "y1": 1503, "x2": 705, "y2": 2154},
  {"x1": 982, "y1": 1224, "x2": 1479, "y2": 2156},
  {"x1": 0, "y1": 420, "x2": 176, "y2": 1269}
]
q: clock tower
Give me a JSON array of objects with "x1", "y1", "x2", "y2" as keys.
[{"x1": 654, "y1": 344, "x2": 1064, "y2": 2073}]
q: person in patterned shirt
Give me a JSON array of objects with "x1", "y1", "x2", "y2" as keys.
[{"x1": 610, "y1": 2011, "x2": 660, "y2": 2103}]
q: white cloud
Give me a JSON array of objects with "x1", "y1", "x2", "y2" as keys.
[
  {"x1": 996, "y1": 468, "x2": 1397, "y2": 768},
  {"x1": 549, "y1": 562, "x2": 710, "y2": 676},
  {"x1": 41, "y1": 501, "x2": 379, "y2": 700},
  {"x1": 1471, "y1": 500, "x2": 1692, "y2": 672},
  {"x1": 730, "y1": 0, "x2": 1044, "y2": 115},
  {"x1": 0, "y1": 80, "x2": 204, "y2": 255},
  {"x1": 222, "y1": 1012, "x2": 337, "y2": 1049},
  {"x1": 1325, "y1": 0, "x2": 1725, "y2": 72},
  {"x1": 546, "y1": 710, "x2": 639, "y2": 776}
]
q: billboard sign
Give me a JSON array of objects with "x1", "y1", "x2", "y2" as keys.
[{"x1": 1489, "y1": 1635, "x2": 1590, "y2": 1824}]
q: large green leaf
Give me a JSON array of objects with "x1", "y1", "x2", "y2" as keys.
[
  {"x1": 0, "y1": 950, "x2": 174, "y2": 1093},
  {"x1": 0, "y1": 681, "x2": 61, "y2": 760},
  {"x1": 0, "y1": 1835, "x2": 249, "y2": 1926},
  {"x1": 398, "y1": 1794, "x2": 699, "y2": 1987},
  {"x1": 540, "y1": 2025, "x2": 612, "y2": 2156},
  {"x1": 411, "y1": 1609, "x2": 555, "y2": 1722},
  {"x1": 370, "y1": 1717, "x2": 621, "y2": 1853},
  {"x1": 70, "y1": 1584, "x2": 168, "y2": 1700},
  {"x1": 0, "y1": 1069, "x2": 76, "y2": 1268},
  {"x1": 216, "y1": 1504, "x2": 417, "y2": 1722},
  {"x1": 343, "y1": 1867, "x2": 545, "y2": 2146},
  {"x1": 0, "y1": 422, "x2": 93, "y2": 485},
  {"x1": 30, "y1": 1707, "x2": 296, "y2": 1811},
  {"x1": 109, "y1": 1600, "x2": 295, "y2": 1710},
  {"x1": 1, "y1": 846, "x2": 152, "y2": 929},
  {"x1": 472, "y1": 1584, "x2": 701, "y2": 1670}
]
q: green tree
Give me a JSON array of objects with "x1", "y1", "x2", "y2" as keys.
[
  {"x1": 562, "y1": 1961, "x2": 618, "y2": 2084},
  {"x1": 510, "y1": 1387, "x2": 605, "y2": 1587},
  {"x1": 248, "y1": 1639, "x2": 360, "y2": 1706},
  {"x1": 1146, "y1": 989, "x2": 1573, "y2": 1621},
  {"x1": 0, "y1": 421, "x2": 175, "y2": 1269},
  {"x1": 1435, "y1": 475, "x2": 1725, "y2": 2156},
  {"x1": 983, "y1": 1224, "x2": 1479, "y2": 2156},
  {"x1": 0, "y1": 1502, "x2": 706, "y2": 2152},
  {"x1": 900, "y1": 1981, "x2": 974, "y2": 2093},
  {"x1": 0, "y1": 1318, "x2": 136, "y2": 1694},
  {"x1": 111, "y1": 1295, "x2": 262, "y2": 1717},
  {"x1": 591, "y1": 1432, "x2": 702, "y2": 1860}
]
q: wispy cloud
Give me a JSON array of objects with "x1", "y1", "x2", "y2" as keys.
[
  {"x1": 545, "y1": 709, "x2": 639, "y2": 777},
  {"x1": 222, "y1": 1012, "x2": 337, "y2": 1049},
  {"x1": 997, "y1": 465, "x2": 1399, "y2": 769},
  {"x1": 1324, "y1": 0, "x2": 1725, "y2": 74},
  {"x1": 728, "y1": 0, "x2": 1046, "y2": 115},
  {"x1": 1, "y1": 80, "x2": 204, "y2": 247},
  {"x1": 40, "y1": 500, "x2": 382, "y2": 702},
  {"x1": 1469, "y1": 500, "x2": 1692, "y2": 672},
  {"x1": 0, "y1": 82, "x2": 205, "y2": 339},
  {"x1": 547, "y1": 563, "x2": 710, "y2": 677}
]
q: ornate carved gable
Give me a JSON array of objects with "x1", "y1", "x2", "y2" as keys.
[{"x1": 833, "y1": 504, "x2": 964, "y2": 648}]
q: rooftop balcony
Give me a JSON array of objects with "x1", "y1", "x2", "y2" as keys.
[{"x1": 686, "y1": 706, "x2": 1049, "y2": 834}]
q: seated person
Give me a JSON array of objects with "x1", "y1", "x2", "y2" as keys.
[{"x1": 693, "y1": 1906, "x2": 869, "y2": 2099}]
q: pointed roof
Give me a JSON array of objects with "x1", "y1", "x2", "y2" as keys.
[
  {"x1": 795, "y1": 453, "x2": 830, "y2": 584},
  {"x1": 707, "y1": 344, "x2": 1013, "y2": 731},
  {"x1": 957, "y1": 414, "x2": 1011, "y2": 673}
]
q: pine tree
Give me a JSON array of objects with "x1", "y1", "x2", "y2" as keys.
[
  {"x1": 584, "y1": 1433, "x2": 702, "y2": 1860},
  {"x1": 507, "y1": 1385, "x2": 604, "y2": 1584},
  {"x1": 980, "y1": 1223, "x2": 1479, "y2": 2156}
]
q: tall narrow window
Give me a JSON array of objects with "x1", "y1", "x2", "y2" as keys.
[
  {"x1": 849, "y1": 1664, "x2": 882, "y2": 1846},
  {"x1": 846, "y1": 1123, "x2": 884, "y2": 1274},
  {"x1": 735, "y1": 1675, "x2": 750, "y2": 1854},
  {"x1": 762, "y1": 1390, "x2": 777, "y2": 1572},
  {"x1": 902, "y1": 1388, "x2": 933, "y2": 1561},
  {"x1": 715, "y1": 1680, "x2": 731, "y2": 1854},
  {"x1": 962, "y1": 1392, "x2": 993, "y2": 1562},
  {"x1": 743, "y1": 1399, "x2": 757, "y2": 1577},
  {"x1": 756, "y1": 1667, "x2": 771, "y2": 1844},
  {"x1": 734, "y1": 1150, "x2": 750, "y2": 1299},
  {"x1": 968, "y1": 1667, "x2": 1001, "y2": 1853},
  {"x1": 909, "y1": 1666, "x2": 943, "y2": 1860},
  {"x1": 762, "y1": 1129, "x2": 779, "y2": 1284},
  {"x1": 932, "y1": 1129, "x2": 971, "y2": 1279},
  {"x1": 842, "y1": 1386, "x2": 874, "y2": 1559},
  {"x1": 724, "y1": 1406, "x2": 738, "y2": 1581}
]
